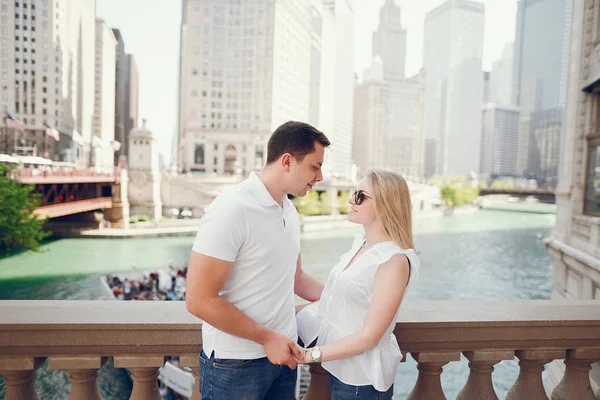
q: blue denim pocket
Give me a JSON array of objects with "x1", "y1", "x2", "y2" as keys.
[
  {"x1": 199, "y1": 352, "x2": 208, "y2": 396},
  {"x1": 212, "y1": 358, "x2": 253, "y2": 369}
]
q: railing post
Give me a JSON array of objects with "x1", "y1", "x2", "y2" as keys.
[
  {"x1": 457, "y1": 350, "x2": 514, "y2": 400},
  {"x1": 114, "y1": 355, "x2": 165, "y2": 400},
  {"x1": 506, "y1": 349, "x2": 564, "y2": 400},
  {"x1": 180, "y1": 354, "x2": 200, "y2": 400},
  {"x1": 303, "y1": 362, "x2": 331, "y2": 400},
  {"x1": 551, "y1": 348, "x2": 600, "y2": 400},
  {"x1": 48, "y1": 356, "x2": 107, "y2": 400},
  {"x1": 407, "y1": 352, "x2": 461, "y2": 400},
  {"x1": 0, "y1": 357, "x2": 45, "y2": 400}
]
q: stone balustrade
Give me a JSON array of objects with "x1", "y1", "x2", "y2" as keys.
[{"x1": 0, "y1": 300, "x2": 599, "y2": 399}]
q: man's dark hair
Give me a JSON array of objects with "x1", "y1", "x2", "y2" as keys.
[{"x1": 266, "y1": 121, "x2": 331, "y2": 164}]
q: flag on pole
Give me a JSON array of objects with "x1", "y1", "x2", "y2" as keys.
[
  {"x1": 111, "y1": 140, "x2": 121, "y2": 152},
  {"x1": 6, "y1": 113, "x2": 24, "y2": 132},
  {"x1": 44, "y1": 123, "x2": 60, "y2": 141}
]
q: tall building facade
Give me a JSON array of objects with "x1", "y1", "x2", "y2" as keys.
[
  {"x1": 372, "y1": 0, "x2": 406, "y2": 81},
  {"x1": 423, "y1": 0, "x2": 485, "y2": 176},
  {"x1": 513, "y1": 0, "x2": 572, "y2": 187},
  {"x1": 0, "y1": 0, "x2": 96, "y2": 163},
  {"x1": 112, "y1": 29, "x2": 139, "y2": 165},
  {"x1": 319, "y1": 0, "x2": 355, "y2": 180},
  {"x1": 178, "y1": 0, "x2": 314, "y2": 175},
  {"x1": 545, "y1": 0, "x2": 600, "y2": 392},
  {"x1": 479, "y1": 104, "x2": 520, "y2": 177},
  {"x1": 352, "y1": 1, "x2": 425, "y2": 180},
  {"x1": 93, "y1": 19, "x2": 116, "y2": 169},
  {"x1": 489, "y1": 42, "x2": 514, "y2": 106},
  {"x1": 177, "y1": 0, "x2": 354, "y2": 178},
  {"x1": 352, "y1": 61, "x2": 386, "y2": 177}
]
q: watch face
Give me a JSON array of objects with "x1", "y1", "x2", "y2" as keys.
[{"x1": 312, "y1": 349, "x2": 321, "y2": 359}]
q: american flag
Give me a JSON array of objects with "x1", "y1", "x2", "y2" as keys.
[
  {"x1": 111, "y1": 140, "x2": 122, "y2": 152},
  {"x1": 5, "y1": 113, "x2": 24, "y2": 132},
  {"x1": 44, "y1": 123, "x2": 60, "y2": 141}
]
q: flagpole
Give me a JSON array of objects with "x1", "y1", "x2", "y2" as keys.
[
  {"x1": 44, "y1": 134, "x2": 49, "y2": 159},
  {"x1": 3, "y1": 115, "x2": 7, "y2": 155}
]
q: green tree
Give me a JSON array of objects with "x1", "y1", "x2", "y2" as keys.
[
  {"x1": 338, "y1": 191, "x2": 351, "y2": 214},
  {"x1": 293, "y1": 190, "x2": 321, "y2": 216},
  {"x1": 0, "y1": 164, "x2": 50, "y2": 254},
  {"x1": 440, "y1": 185, "x2": 458, "y2": 206},
  {"x1": 441, "y1": 185, "x2": 479, "y2": 207},
  {"x1": 319, "y1": 192, "x2": 333, "y2": 215}
]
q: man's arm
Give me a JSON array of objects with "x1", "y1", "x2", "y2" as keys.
[
  {"x1": 186, "y1": 251, "x2": 302, "y2": 368},
  {"x1": 294, "y1": 254, "x2": 324, "y2": 302}
]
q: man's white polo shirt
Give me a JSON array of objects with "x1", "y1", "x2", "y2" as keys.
[{"x1": 192, "y1": 172, "x2": 300, "y2": 360}]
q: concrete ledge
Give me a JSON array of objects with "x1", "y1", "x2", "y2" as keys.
[{"x1": 0, "y1": 300, "x2": 598, "y2": 357}]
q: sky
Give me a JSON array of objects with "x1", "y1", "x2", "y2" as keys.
[{"x1": 96, "y1": 0, "x2": 518, "y2": 165}]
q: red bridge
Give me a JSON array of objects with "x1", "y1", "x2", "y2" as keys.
[{"x1": 15, "y1": 167, "x2": 121, "y2": 219}]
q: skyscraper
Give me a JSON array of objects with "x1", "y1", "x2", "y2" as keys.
[
  {"x1": 423, "y1": 0, "x2": 485, "y2": 176},
  {"x1": 93, "y1": 19, "x2": 117, "y2": 169},
  {"x1": 178, "y1": 0, "x2": 313, "y2": 175},
  {"x1": 353, "y1": 0, "x2": 425, "y2": 179},
  {"x1": 372, "y1": 0, "x2": 406, "y2": 81},
  {"x1": 513, "y1": 0, "x2": 572, "y2": 186},
  {"x1": 489, "y1": 42, "x2": 514, "y2": 106},
  {"x1": 112, "y1": 29, "x2": 139, "y2": 165},
  {"x1": 319, "y1": 0, "x2": 356, "y2": 180},
  {"x1": 0, "y1": 0, "x2": 96, "y2": 163},
  {"x1": 480, "y1": 104, "x2": 520, "y2": 177}
]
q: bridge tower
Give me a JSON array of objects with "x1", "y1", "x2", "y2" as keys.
[{"x1": 128, "y1": 119, "x2": 162, "y2": 221}]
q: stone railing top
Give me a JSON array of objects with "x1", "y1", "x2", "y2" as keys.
[
  {"x1": 1, "y1": 300, "x2": 599, "y2": 357},
  {"x1": 2, "y1": 300, "x2": 598, "y2": 327}
]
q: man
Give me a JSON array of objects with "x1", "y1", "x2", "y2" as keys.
[{"x1": 186, "y1": 121, "x2": 331, "y2": 399}]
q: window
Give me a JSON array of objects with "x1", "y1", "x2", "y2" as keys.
[
  {"x1": 584, "y1": 136, "x2": 600, "y2": 216},
  {"x1": 194, "y1": 144, "x2": 205, "y2": 164}
]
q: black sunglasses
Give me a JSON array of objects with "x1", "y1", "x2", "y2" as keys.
[{"x1": 352, "y1": 189, "x2": 371, "y2": 205}]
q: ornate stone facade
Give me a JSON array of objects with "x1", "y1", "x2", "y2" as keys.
[{"x1": 545, "y1": 0, "x2": 600, "y2": 394}]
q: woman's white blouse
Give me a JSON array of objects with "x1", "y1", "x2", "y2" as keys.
[{"x1": 297, "y1": 234, "x2": 420, "y2": 392}]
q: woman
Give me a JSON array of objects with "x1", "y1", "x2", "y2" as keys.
[{"x1": 296, "y1": 168, "x2": 420, "y2": 399}]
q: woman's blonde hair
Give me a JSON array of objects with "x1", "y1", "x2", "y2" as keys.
[{"x1": 365, "y1": 168, "x2": 414, "y2": 249}]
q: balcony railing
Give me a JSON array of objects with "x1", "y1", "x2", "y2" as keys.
[
  {"x1": 0, "y1": 300, "x2": 599, "y2": 400},
  {"x1": 15, "y1": 167, "x2": 120, "y2": 184}
]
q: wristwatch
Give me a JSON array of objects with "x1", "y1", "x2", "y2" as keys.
[{"x1": 310, "y1": 346, "x2": 322, "y2": 363}]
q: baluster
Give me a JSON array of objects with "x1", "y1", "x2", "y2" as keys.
[
  {"x1": 114, "y1": 355, "x2": 165, "y2": 400},
  {"x1": 49, "y1": 356, "x2": 107, "y2": 400},
  {"x1": 406, "y1": 352, "x2": 461, "y2": 400},
  {"x1": 551, "y1": 348, "x2": 600, "y2": 400},
  {"x1": 180, "y1": 354, "x2": 201, "y2": 400},
  {"x1": 303, "y1": 363, "x2": 331, "y2": 400},
  {"x1": 0, "y1": 357, "x2": 45, "y2": 400},
  {"x1": 506, "y1": 349, "x2": 564, "y2": 400},
  {"x1": 457, "y1": 350, "x2": 514, "y2": 400}
]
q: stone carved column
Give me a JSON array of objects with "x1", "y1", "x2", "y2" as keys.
[
  {"x1": 49, "y1": 356, "x2": 107, "y2": 400},
  {"x1": 551, "y1": 348, "x2": 600, "y2": 400},
  {"x1": 457, "y1": 350, "x2": 514, "y2": 400},
  {"x1": 0, "y1": 357, "x2": 45, "y2": 400},
  {"x1": 180, "y1": 354, "x2": 200, "y2": 400},
  {"x1": 506, "y1": 349, "x2": 564, "y2": 400},
  {"x1": 303, "y1": 363, "x2": 331, "y2": 400},
  {"x1": 407, "y1": 352, "x2": 461, "y2": 400},
  {"x1": 114, "y1": 355, "x2": 165, "y2": 400}
]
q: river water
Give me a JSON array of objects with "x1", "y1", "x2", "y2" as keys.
[{"x1": 0, "y1": 209, "x2": 556, "y2": 399}]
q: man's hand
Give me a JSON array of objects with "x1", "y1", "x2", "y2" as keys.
[{"x1": 262, "y1": 331, "x2": 304, "y2": 370}]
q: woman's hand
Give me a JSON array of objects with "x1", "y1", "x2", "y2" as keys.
[{"x1": 295, "y1": 348, "x2": 312, "y2": 365}]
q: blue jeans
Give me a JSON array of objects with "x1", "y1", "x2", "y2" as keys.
[
  {"x1": 330, "y1": 374, "x2": 394, "y2": 400},
  {"x1": 199, "y1": 350, "x2": 297, "y2": 400}
]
